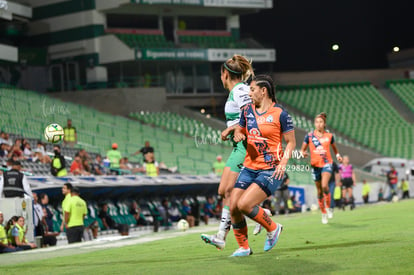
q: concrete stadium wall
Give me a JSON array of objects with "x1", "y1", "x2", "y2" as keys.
[{"x1": 51, "y1": 87, "x2": 167, "y2": 115}]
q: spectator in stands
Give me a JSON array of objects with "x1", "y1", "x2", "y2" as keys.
[
  {"x1": 33, "y1": 192, "x2": 44, "y2": 237},
  {"x1": 202, "y1": 196, "x2": 218, "y2": 225},
  {"x1": 212, "y1": 155, "x2": 226, "y2": 176},
  {"x1": 77, "y1": 148, "x2": 91, "y2": 163},
  {"x1": 0, "y1": 211, "x2": 21, "y2": 253},
  {"x1": 107, "y1": 143, "x2": 122, "y2": 175},
  {"x1": 8, "y1": 140, "x2": 24, "y2": 160},
  {"x1": 133, "y1": 141, "x2": 154, "y2": 162},
  {"x1": 0, "y1": 131, "x2": 12, "y2": 147},
  {"x1": 39, "y1": 193, "x2": 59, "y2": 246},
  {"x1": 40, "y1": 207, "x2": 58, "y2": 247},
  {"x1": 60, "y1": 183, "x2": 72, "y2": 232},
  {"x1": 83, "y1": 159, "x2": 92, "y2": 174},
  {"x1": 22, "y1": 142, "x2": 34, "y2": 160},
  {"x1": 362, "y1": 180, "x2": 371, "y2": 204},
  {"x1": 33, "y1": 141, "x2": 51, "y2": 164},
  {"x1": 386, "y1": 165, "x2": 398, "y2": 201},
  {"x1": 0, "y1": 143, "x2": 8, "y2": 158},
  {"x1": 63, "y1": 119, "x2": 77, "y2": 147},
  {"x1": 91, "y1": 154, "x2": 105, "y2": 175},
  {"x1": 70, "y1": 156, "x2": 90, "y2": 176},
  {"x1": 142, "y1": 152, "x2": 159, "y2": 177},
  {"x1": 10, "y1": 216, "x2": 37, "y2": 250},
  {"x1": 0, "y1": 160, "x2": 33, "y2": 198},
  {"x1": 158, "y1": 199, "x2": 172, "y2": 227},
  {"x1": 129, "y1": 201, "x2": 147, "y2": 226},
  {"x1": 64, "y1": 187, "x2": 87, "y2": 244},
  {"x1": 120, "y1": 157, "x2": 144, "y2": 174},
  {"x1": 99, "y1": 202, "x2": 129, "y2": 235},
  {"x1": 181, "y1": 199, "x2": 195, "y2": 228},
  {"x1": 51, "y1": 145, "x2": 67, "y2": 177}
]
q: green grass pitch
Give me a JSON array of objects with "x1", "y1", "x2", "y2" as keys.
[{"x1": 1, "y1": 200, "x2": 413, "y2": 274}]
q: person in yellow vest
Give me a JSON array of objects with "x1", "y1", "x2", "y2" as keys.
[
  {"x1": 362, "y1": 179, "x2": 371, "y2": 204},
  {"x1": 63, "y1": 119, "x2": 77, "y2": 147},
  {"x1": 51, "y1": 145, "x2": 67, "y2": 177},
  {"x1": 107, "y1": 143, "x2": 122, "y2": 175},
  {"x1": 0, "y1": 211, "x2": 21, "y2": 253},
  {"x1": 10, "y1": 216, "x2": 36, "y2": 250},
  {"x1": 60, "y1": 182, "x2": 72, "y2": 232},
  {"x1": 143, "y1": 152, "x2": 159, "y2": 177},
  {"x1": 213, "y1": 155, "x2": 226, "y2": 176},
  {"x1": 333, "y1": 182, "x2": 342, "y2": 208},
  {"x1": 64, "y1": 186, "x2": 87, "y2": 244},
  {"x1": 400, "y1": 178, "x2": 410, "y2": 199}
]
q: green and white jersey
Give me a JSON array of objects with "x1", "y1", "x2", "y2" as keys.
[{"x1": 224, "y1": 83, "x2": 251, "y2": 127}]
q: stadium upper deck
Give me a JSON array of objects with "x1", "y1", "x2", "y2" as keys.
[{"x1": 0, "y1": 0, "x2": 275, "y2": 93}]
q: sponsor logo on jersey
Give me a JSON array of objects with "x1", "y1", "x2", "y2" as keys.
[
  {"x1": 257, "y1": 116, "x2": 265, "y2": 124},
  {"x1": 246, "y1": 113, "x2": 255, "y2": 118},
  {"x1": 249, "y1": 128, "x2": 261, "y2": 136},
  {"x1": 266, "y1": 115, "x2": 273, "y2": 123}
]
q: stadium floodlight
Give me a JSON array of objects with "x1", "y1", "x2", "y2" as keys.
[
  {"x1": 331, "y1": 44, "x2": 339, "y2": 51},
  {"x1": 393, "y1": 46, "x2": 400, "y2": 53}
]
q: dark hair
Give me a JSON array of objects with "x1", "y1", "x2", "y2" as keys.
[
  {"x1": 71, "y1": 186, "x2": 80, "y2": 195},
  {"x1": 221, "y1": 54, "x2": 254, "y2": 82},
  {"x1": 253, "y1": 74, "x2": 277, "y2": 103},
  {"x1": 64, "y1": 182, "x2": 73, "y2": 191},
  {"x1": 53, "y1": 144, "x2": 61, "y2": 149},
  {"x1": 39, "y1": 193, "x2": 48, "y2": 201},
  {"x1": 5, "y1": 216, "x2": 19, "y2": 231},
  {"x1": 315, "y1": 112, "x2": 327, "y2": 124}
]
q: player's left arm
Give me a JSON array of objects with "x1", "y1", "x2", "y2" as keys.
[
  {"x1": 274, "y1": 111, "x2": 296, "y2": 180},
  {"x1": 330, "y1": 137, "x2": 342, "y2": 162}
]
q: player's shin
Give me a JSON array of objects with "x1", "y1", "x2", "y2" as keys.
[
  {"x1": 232, "y1": 218, "x2": 249, "y2": 249},
  {"x1": 246, "y1": 205, "x2": 276, "y2": 232}
]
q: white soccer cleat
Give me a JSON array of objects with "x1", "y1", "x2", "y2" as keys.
[
  {"x1": 201, "y1": 234, "x2": 226, "y2": 250},
  {"x1": 327, "y1": 208, "x2": 334, "y2": 219},
  {"x1": 253, "y1": 208, "x2": 272, "y2": 235},
  {"x1": 230, "y1": 247, "x2": 253, "y2": 257},
  {"x1": 321, "y1": 213, "x2": 328, "y2": 224},
  {"x1": 253, "y1": 223, "x2": 262, "y2": 235}
]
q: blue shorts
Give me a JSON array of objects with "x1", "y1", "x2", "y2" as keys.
[
  {"x1": 311, "y1": 164, "x2": 333, "y2": 182},
  {"x1": 234, "y1": 167, "x2": 283, "y2": 196}
]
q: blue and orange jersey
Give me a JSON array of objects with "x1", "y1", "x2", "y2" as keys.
[
  {"x1": 303, "y1": 130, "x2": 335, "y2": 167},
  {"x1": 239, "y1": 103, "x2": 294, "y2": 170}
]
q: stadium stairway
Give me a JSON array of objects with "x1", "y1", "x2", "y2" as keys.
[{"x1": 377, "y1": 87, "x2": 414, "y2": 123}]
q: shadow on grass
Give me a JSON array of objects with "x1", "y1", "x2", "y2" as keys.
[{"x1": 280, "y1": 239, "x2": 387, "y2": 252}]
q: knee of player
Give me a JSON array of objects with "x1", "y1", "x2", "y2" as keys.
[{"x1": 236, "y1": 200, "x2": 251, "y2": 214}]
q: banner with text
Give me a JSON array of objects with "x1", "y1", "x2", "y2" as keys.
[
  {"x1": 135, "y1": 48, "x2": 275, "y2": 62},
  {"x1": 135, "y1": 48, "x2": 208, "y2": 60},
  {"x1": 207, "y1": 48, "x2": 276, "y2": 62}
]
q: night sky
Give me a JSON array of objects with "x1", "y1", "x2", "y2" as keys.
[{"x1": 241, "y1": 0, "x2": 414, "y2": 71}]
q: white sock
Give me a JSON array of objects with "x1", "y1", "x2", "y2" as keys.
[{"x1": 217, "y1": 207, "x2": 230, "y2": 240}]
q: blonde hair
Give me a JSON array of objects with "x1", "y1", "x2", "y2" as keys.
[{"x1": 222, "y1": 54, "x2": 254, "y2": 82}]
